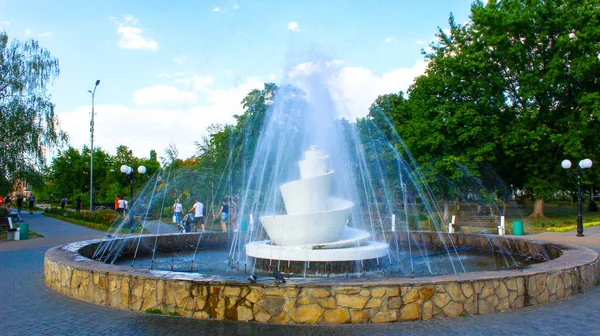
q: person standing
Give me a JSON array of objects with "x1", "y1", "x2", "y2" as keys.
[
  {"x1": 216, "y1": 198, "x2": 229, "y2": 232},
  {"x1": 16, "y1": 195, "x2": 23, "y2": 214},
  {"x1": 188, "y1": 198, "x2": 205, "y2": 232},
  {"x1": 117, "y1": 196, "x2": 125, "y2": 215},
  {"x1": 172, "y1": 199, "x2": 183, "y2": 224},
  {"x1": 28, "y1": 194, "x2": 35, "y2": 214},
  {"x1": 231, "y1": 196, "x2": 239, "y2": 232},
  {"x1": 114, "y1": 196, "x2": 120, "y2": 212},
  {"x1": 75, "y1": 196, "x2": 82, "y2": 213},
  {"x1": 5, "y1": 195, "x2": 12, "y2": 207},
  {"x1": 60, "y1": 197, "x2": 67, "y2": 210}
]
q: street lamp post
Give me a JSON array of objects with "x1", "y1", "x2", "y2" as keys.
[
  {"x1": 120, "y1": 164, "x2": 146, "y2": 231},
  {"x1": 88, "y1": 80, "x2": 100, "y2": 212},
  {"x1": 561, "y1": 158, "x2": 593, "y2": 237}
]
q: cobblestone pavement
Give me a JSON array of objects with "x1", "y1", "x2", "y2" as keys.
[{"x1": 2, "y1": 215, "x2": 600, "y2": 335}]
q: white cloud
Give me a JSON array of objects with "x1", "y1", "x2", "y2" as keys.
[
  {"x1": 24, "y1": 29, "x2": 32, "y2": 36},
  {"x1": 233, "y1": 1, "x2": 240, "y2": 9},
  {"x1": 114, "y1": 15, "x2": 158, "y2": 51},
  {"x1": 287, "y1": 21, "x2": 299, "y2": 32},
  {"x1": 58, "y1": 78, "x2": 264, "y2": 159},
  {"x1": 158, "y1": 72, "x2": 215, "y2": 92},
  {"x1": 212, "y1": 7, "x2": 222, "y2": 12},
  {"x1": 1, "y1": 21, "x2": 10, "y2": 26},
  {"x1": 173, "y1": 56, "x2": 188, "y2": 64},
  {"x1": 332, "y1": 61, "x2": 427, "y2": 119},
  {"x1": 416, "y1": 40, "x2": 426, "y2": 45},
  {"x1": 56, "y1": 62, "x2": 428, "y2": 159},
  {"x1": 287, "y1": 60, "x2": 426, "y2": 120},
  {"x1": 190, "y1": 75, "x2": 215, "y2": 92},
  {"x1": 132, "y1": 85, "x2": 197, "y2": 106},
  {"x1": 38, "y1": 31, "x2": 54, "y2": 37},
  {"x1": 385, "y1": 37, "x2": 395, "y2": 44}
]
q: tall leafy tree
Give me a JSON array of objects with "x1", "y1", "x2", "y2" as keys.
[
  {"x1": 468, "y1": 0, "x2": 600, "y2": 216},
  {"x1": 404, "y1": 0, "x2": 600, "y2": 217},
  {"x1": 0, "y1": 31, "x2": 66, "y2": 194}
]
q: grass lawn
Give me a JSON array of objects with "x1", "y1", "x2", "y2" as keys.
[
  {"x1": 504, "y1": 202, "x2": 600, "y2": 234},
  {"x1": 43, "y1": 211, "x2": 112, "y2": 231},
  {"x1": 43, "y1": 211, "x2": 147, "y2": 233},
  {"x1": 0, "y1": 230, "x2": 44, "y2": 240}
]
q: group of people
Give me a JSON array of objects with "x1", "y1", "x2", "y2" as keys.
[
  {"x1": 172, "y1": 198, "x2": 205, "y2": 233},
  {"x1": 60, "y1": 196, "x2": 83, "y2": 212},
  {"x1": 171, "y1": 195, "x2": 238, "y2": 233},
  {"x1": 114, "y1": 196, "x2": 129, "y2": 215},
  {"x1": 1, "y1": 194, "x2": 36, "y2": 223}
]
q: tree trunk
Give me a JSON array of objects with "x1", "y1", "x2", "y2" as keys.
[{"x1": 530, "y1": 199, "x2": 545, "y2": 217}]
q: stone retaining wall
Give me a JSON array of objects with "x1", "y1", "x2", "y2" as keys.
[{"x1": 44, "y1": 233, "x2": 600, "y2": 324}]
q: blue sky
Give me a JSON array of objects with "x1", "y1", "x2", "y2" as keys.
[{"x1": 0, "y1": 0, "x2": 474, "y2": 159}]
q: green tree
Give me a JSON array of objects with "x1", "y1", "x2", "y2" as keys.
[
  {"x1": 400, "y1": 0, "x2": 600, "y2": 217},
  {"x1": 48, "y1": 147, "x2": 87, "y2": 199},
  {"x1": 0, "y1": 31, "x2": 66, "y2": 194}
]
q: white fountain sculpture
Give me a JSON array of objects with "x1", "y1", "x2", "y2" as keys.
[{"x1": 245, "y1": 146, "x2": 388, "y2": 263}]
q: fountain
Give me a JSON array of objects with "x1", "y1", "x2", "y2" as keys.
[
  {"x1": 43, "y1": 61, "x2": 600, "y2": 323},
  {"x1": 246, "y1": 145, "x2": 388, "y2": 270}
]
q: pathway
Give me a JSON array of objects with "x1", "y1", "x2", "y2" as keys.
[{"x1": 1, "y1": 214, "x2": 600, "y2": 335}]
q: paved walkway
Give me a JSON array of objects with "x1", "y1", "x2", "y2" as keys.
[{"x1": 2, "y1": 214, "x2": 600, "y2": 335}]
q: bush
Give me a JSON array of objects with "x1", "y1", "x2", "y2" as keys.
[{"x1": 44, "y1": 207, "x2": 118, "y2": 226}]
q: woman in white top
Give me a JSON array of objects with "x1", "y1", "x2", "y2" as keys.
[{"x1": 172, "y1": 200, "x2": 183, "y2": 224}]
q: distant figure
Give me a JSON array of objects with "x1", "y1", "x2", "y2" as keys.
[
  {"x1": 124, "y1": 199, "x2": 129, "y2": 212},
  {"x1": 188, "y1": 198, "x2": 205, "y2": 232},
  {"x1": 28, "y1": 194, "x2": 35, "y2": 214},
  {"x1": 172, "y1": 199, "x2": 183, "y2": 224},
  {"x1": 216, "y1": 199, "x2": 229, "y2": 232},
  {"x1": 273, "y1": 269, "x2": 286, "y2": 284},
  {"x1": 6, "y1": 205, "x2": 22, "y2": 222},
  {"x1": 5, "y1": 195, "x2": 12, "y2": 207},
  {"x1": 75, "y1": 196, "x2": 82, "y2": 213},
  {"x1": 231, "y1": 196, "x2": 239, "y2": 232},
  {"x1": 117, "y1": 196, "x2": 125, "y2": 215},
  {"x1": 60, "y1": 197, "x2": 67, "y2": 210},
  {"x1": 114, "y1": 196, "x2": 120, "y2": 212},
  {"x1": 16, "y1": 195, "x2": 23, "y2": 214}
]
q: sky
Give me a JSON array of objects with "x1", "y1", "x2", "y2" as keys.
[{"x1": 0, "y1": 0, "x2": 474, "y2": 160}]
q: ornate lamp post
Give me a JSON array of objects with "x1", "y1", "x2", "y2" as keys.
[
  {"x1": 88, "y1": 79, "x2": 100, "y2": 212},
  {"x1": 561, "y1": 158, "x2": 593, "y2": 237},
  {"x1": 120, "y1": 164, "x2": 146, "y2": 231}
]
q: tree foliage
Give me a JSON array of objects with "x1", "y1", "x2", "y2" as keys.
[
  {"x1": 0, "y1": 31, "x2": 67, "y2": 194},
  {"x1": 46, "y1": 146, "x2": 160, "y2": 204},
  {"x1": 367, "y1": 0, "x2": 600, "y2": 216}
]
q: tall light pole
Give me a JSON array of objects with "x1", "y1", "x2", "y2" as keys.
[
  {"x1": 88, "y1": 80, "x2": 100, "y2": 212},
  {"x1": 561, "y1": 158, "x2": 593, "y2": 237}
]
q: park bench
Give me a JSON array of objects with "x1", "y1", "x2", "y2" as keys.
[
  {"x1": 0, "y1": 217, "x2": 17, "y2": 240},
  {"x1": 448, "y1": 215, "x2": 505, "y2": 235}
]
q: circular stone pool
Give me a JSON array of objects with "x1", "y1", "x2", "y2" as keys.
[{"x1": 44, "y1": 232, "x2": 600, "y2": 324}]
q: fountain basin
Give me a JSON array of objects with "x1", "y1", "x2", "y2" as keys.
[
  {"x1": 45, "y1": 232, "x2": 600, "y2": 324},
  {"x1": 259, "y1": 197, "x2": 353, "y2": 246}
]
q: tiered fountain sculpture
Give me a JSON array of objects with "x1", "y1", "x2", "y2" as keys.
[{"x1": 246, "y1": 146, "x2": 389, "y2": 273}]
